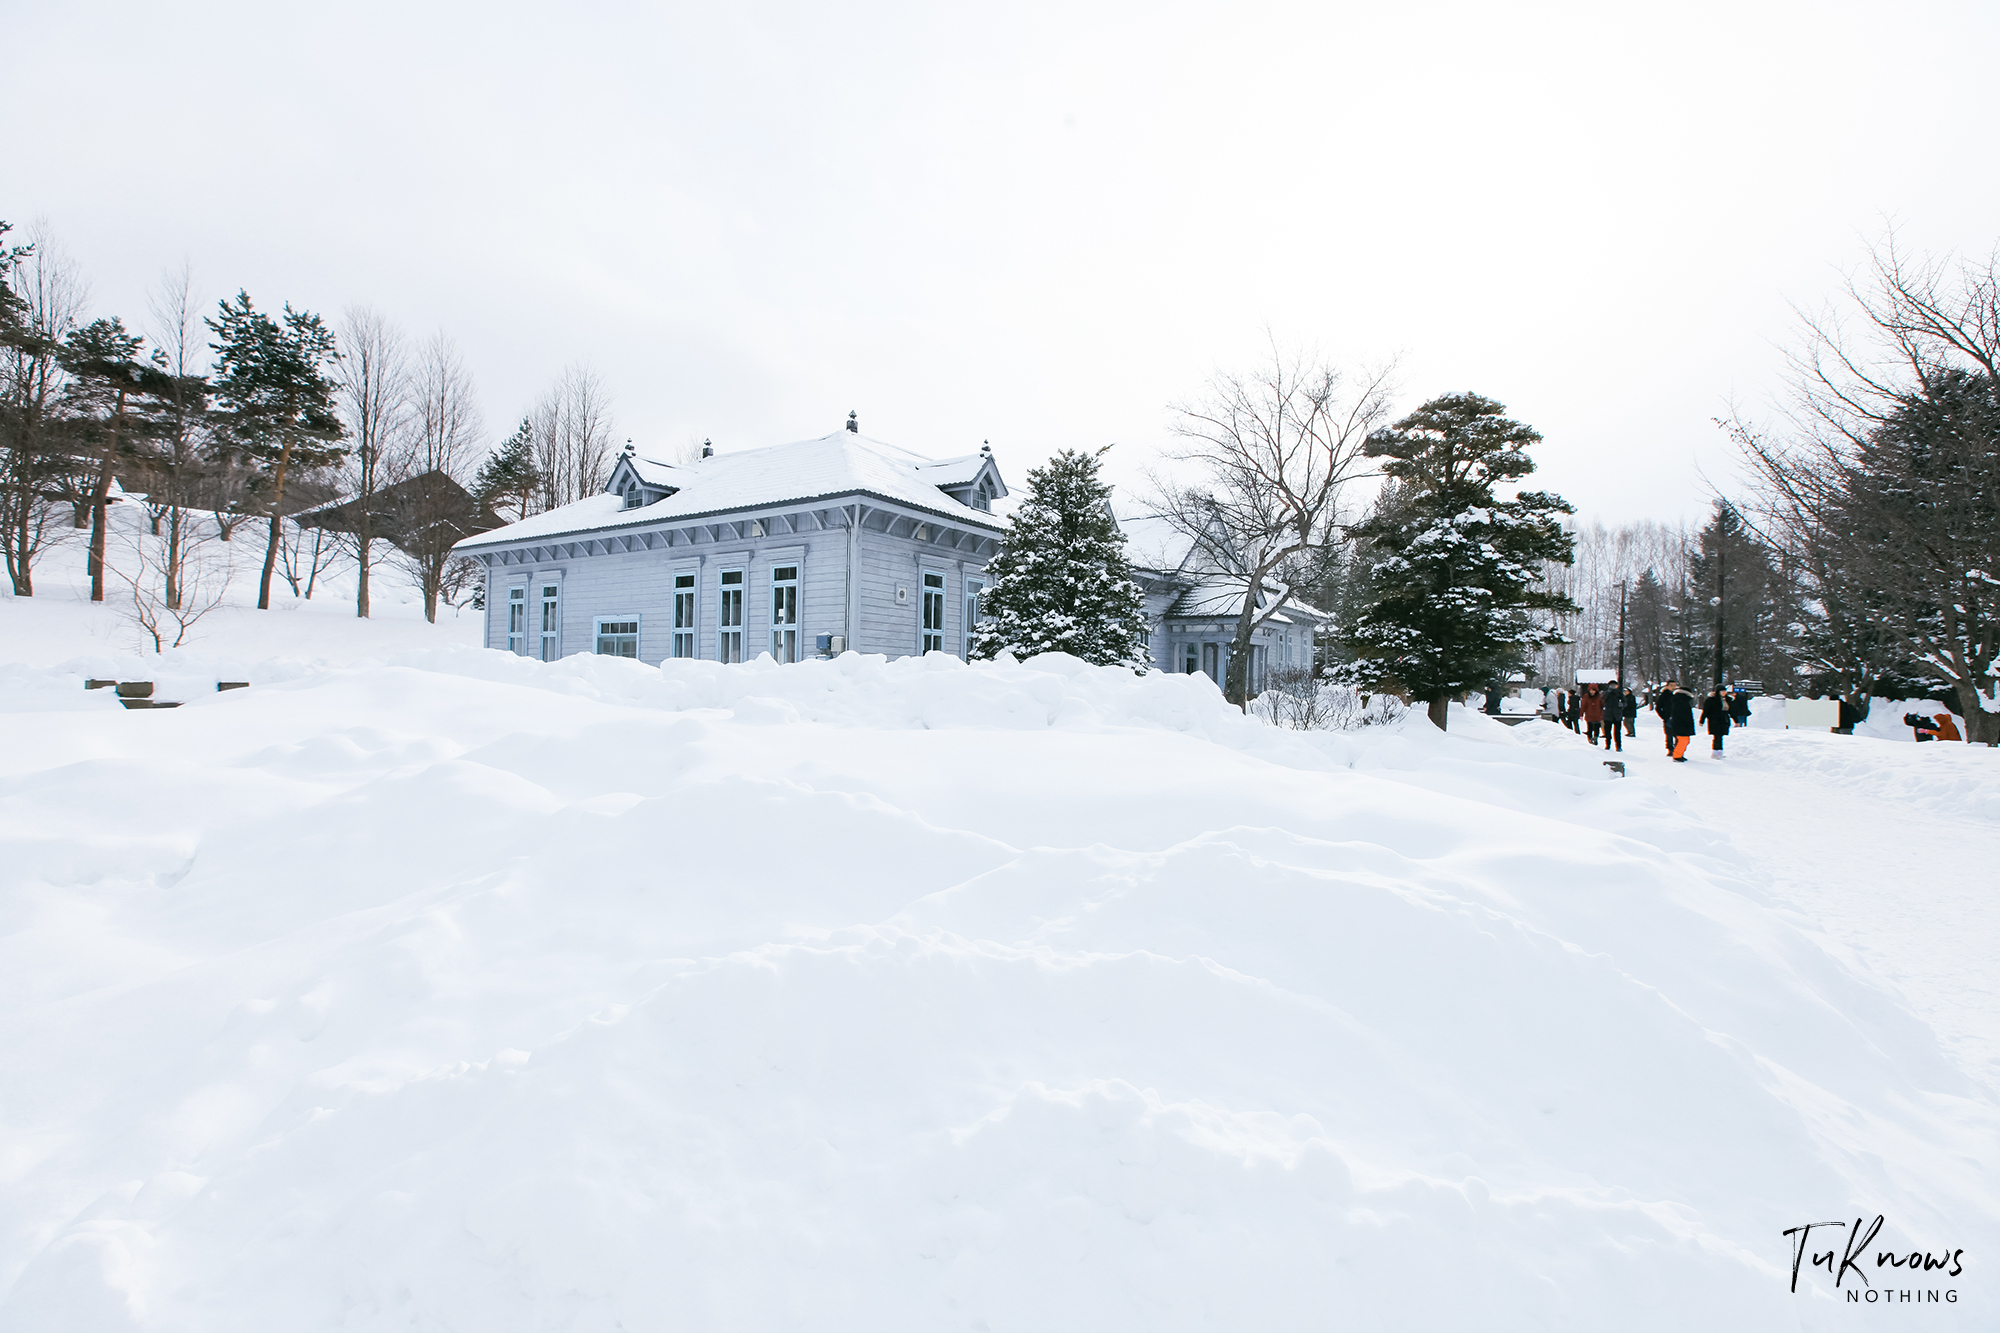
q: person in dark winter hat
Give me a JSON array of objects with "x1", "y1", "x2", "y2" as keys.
[
  {"x1": 1622, "y1": 683, "x2": 1638, "y2": 737},
  {"x1": 1601, "y1": 680, "x2": 1625, "y2": 752},
  {"x1": 1729, "y1": 688, "x2": 1751, "y2": 728},
  {"x1": 1699, "y1": 686, "x2": 1732, "y2": 757},
  {"x1": 1660, "y1": 680, "x2": 1697, "y2": 760}
]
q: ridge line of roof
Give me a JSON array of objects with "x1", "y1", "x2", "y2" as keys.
[{"x1": 457, "y1": 485, "x2": 1007, "y2": 551}]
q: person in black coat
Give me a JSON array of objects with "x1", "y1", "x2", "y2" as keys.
[
  {"x1": 1661, "y1": 681, "x2": 1698, "y2": 760},
  {"x1": 1621, "y1": 684, "x2": 1638, "y2": 737},
  {"x1": 1699, "y1": 687, "x2": 1732, "y2": 757},
  {"x1": 1728, "y1": 689, "x2": 1751, "y2": 727},
  {"x1": 1601, "y1": 680, "x2": 1625, "y2": 752}
]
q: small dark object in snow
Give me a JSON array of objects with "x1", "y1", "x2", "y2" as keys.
[
  {"x1": 1603, "y1": 761, "x2": 1626, "y2": 777},
  {"x1": 217, "y1": 682, "x2": 250, "y2": 692},
  {"x1": 114, "y1": 682, "x2": 154, "y2": 699},
  {"x1": 85, "y1": 679, "x2": 116, "y2": 690}
]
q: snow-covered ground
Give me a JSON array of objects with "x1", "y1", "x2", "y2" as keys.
[{"x1": 2, "y1": 531, "x2": 1996, "y2": 1330}]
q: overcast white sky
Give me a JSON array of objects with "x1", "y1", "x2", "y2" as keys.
[{"x1": 8, "y1": 1, "x2": 1998, "y2": 525}]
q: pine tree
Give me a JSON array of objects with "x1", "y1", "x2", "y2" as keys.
[
  {"x1": 474, "y1": 417, "x2": 542, "y2": 522},
  {"x1": 206, "y1": 292, "x2": 345, "y2": 609},
  {"x1": 1341, "y1": 393, "x2": 1577, "y2": 729},
  {"x1": 970, "y1": 446, "x2": 1148, "y2": 667}
]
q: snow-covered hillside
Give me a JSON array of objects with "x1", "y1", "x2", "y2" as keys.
[{"x1": 2, "y1": 540, "x2": 1997, "y2": 1330}]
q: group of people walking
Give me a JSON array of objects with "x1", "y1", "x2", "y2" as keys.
[
  {"x1": 1548, "y1": 682, "x2": 1637, "y2": 751},
  {"x1": 1545, "y1": 680, "x2": 1750, "y2": 761},
  {"x1": 1649, "y1": 681, "x2": 1747, "y2": 761}
]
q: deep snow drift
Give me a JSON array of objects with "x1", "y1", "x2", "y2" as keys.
[{"x1": 2, "y1": 624, "x2": 1996, "y2": 1330}]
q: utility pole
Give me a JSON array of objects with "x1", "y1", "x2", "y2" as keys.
[
  {"x1": 1710, "y1": 549, "x2": 1726, "y2": 691},
  {"x1": 1617, "y1": 581, "x2": 1628, "y2": 683}
]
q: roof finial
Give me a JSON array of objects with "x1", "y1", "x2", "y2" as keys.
[
  {"x1": 623, "y1": 438, "x2": 634, "y2": 455},
  {"x1": 846, "y1": 410, "x2": 858, "y2": 434},
  {"x1": 700, "y1": 438, "x2": 712, "y2": 458},
  {"x1": 981, "y1": 440, "x2": 991, "y2": 454}
]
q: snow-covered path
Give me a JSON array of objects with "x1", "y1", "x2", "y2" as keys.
[{"x1": 1537, "y1": 713, "x2": 2000, "y2": 1094}]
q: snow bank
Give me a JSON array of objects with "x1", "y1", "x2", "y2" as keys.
[{"x1": 1, "y1": 642, "x2": 1995, "y2": 1330}]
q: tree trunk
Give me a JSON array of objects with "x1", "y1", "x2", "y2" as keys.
[
  {"x1": 257, "y1": 439, "x2": 295, "y2": 610},
  {"x1": 356, "y1": 532, "x2": 371, "y2": 618},
  {"x1": 259, "y1": 514, "x2": 283, "y2": 609},
  {"x1": 89, "y1": 385, "x2": 129, "y2": 603},
  {"x1": 1955, "y1": 681, "x2": 2000, "y2": 746},
  {"x1": 1427, "y1": 696, "x2": 1450, "y2": 731},
  {"x1": 7, "y1": 492, "x2": 32, "y2": 595},
  {"x1": 87, "y1": 460, "x2": 112, "y2": 601},
  {"x1": 165, "y1": 508, "x2": 183, "y2": 611}
]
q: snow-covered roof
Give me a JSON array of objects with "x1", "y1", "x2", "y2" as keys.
[
  {"x1": 1115, "y1": 510, "x2": 1196, "y2": 577},
  {"x1": 1164, "y1": 576, "x2": 1327, "y2": 627},
  {"x1": 459, "y1": 431, "x2": 1006, "y2": 551},
  {"x1": 912, "y1": 452, "x2": 1000, "y2": 491},
  {"x1": 623, "y1": 454, "x2": 684, "y2": 488}
]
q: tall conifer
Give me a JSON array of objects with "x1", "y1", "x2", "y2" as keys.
[
  {"x1": 971, "y1": 446, "x2": 1148, "y2": 667},
  {"x1": 1342, "y1": 393, "x2": 1576, "y2": 728}
]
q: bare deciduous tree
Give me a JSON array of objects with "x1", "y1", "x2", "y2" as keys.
[
  {"x1": 1738, "y1": 233, "x2": 2000, "y2": 743},
  {"x1": 398, "y1": 331, "x2": 486, "y2": 622},
  {"x1": 1, "y1": 223, "x2": 88, "y2": 595},
  {"x1": 335, "y1": 308, "x2": 410, "y2": 618},
  {"x1": 1151, "y1": 344, "x2": 1395, "y2": 706},
  {"x1": 116, "y1": 519, "x2": 231, "y2": 652},
  {"x1": 140, "y1": 263, "x2": 211, "y2": 609},
  {"x1": 275, "y1": 511, "x2": 343, "y2": 599},
  {"x1": 530, "y1": 364, "x2": 614, "y2": 510}
]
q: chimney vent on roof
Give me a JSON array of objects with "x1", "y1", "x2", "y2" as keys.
[
  {"x1": 846, "y1": 410, "x2": 858, "y2": 433},
  {"x1": 700, "y1": 439, "x2": 712, "y2": 458}
]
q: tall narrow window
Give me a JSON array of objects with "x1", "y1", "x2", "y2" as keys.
[
  {"x1": 672, "y1": 573, "x2": 696, "y2": 659},
  {"x1": 1201, "y1": 642, "x2": 1220, "y2": 683},
  {"x1": 963, "y1": 576, "x2": 985, "y2": 658},
  {"x1": 507, "y1": 586, "x2": 527, "y2": 654},
  {"x1": 1183, "y1": 643, "x2": 1198, "y2": 675},
  {"x1": 717, "y1": 569, "x2": 744, "y2": 663},
  {"x1": 539, "y1": 583, "x2": 561, "y2": 660},
  {"x1": 920, "y1": 570, "x2": 946, "y2": 653},
  {"x1": 770, "y1": 564, "x2": 799, "y2": 663},
  {"x1": 595, "y1": 618, "x2": 639, "y2": 657}
]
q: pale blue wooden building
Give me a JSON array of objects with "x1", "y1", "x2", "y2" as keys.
[{"x1": 454, "y1": 415, "x2": 1009, "y2": 664}]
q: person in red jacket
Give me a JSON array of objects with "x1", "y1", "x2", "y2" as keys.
[{"x1": 1581, "y1": 683, "x2": 1605, "y2": 744}]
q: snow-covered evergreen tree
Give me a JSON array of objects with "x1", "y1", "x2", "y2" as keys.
[
  {"x1": 971, "y1": 446, "x2": 1148, "y2": 667},
  {"x1": 1341, "y1": 393, "x2": 1577, "y2": 729}
]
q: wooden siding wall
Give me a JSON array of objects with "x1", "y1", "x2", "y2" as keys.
[
  {"x1": 854, "y1": 524, "x2": 990, "y2": 657},
  {"x1": 478, "y1": 506, "x2": 991, "y2": 662}
]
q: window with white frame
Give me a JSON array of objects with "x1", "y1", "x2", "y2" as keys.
[
  {"x1": 770, "y1": 564, "x2": 799, "y2": 663},
  {"x1": 717, "y1": 568, "x2": 744, "y2": 663},
  {"x1": 920, "y1": 570, "x2": 946, "y2": 653},
  {"x1": 963, "y1": 576, "x2": 985, "y2": 658},
  {"x1": 672, "y1": 572, "x2": 696, "y2": 658},
  {"x1": 507, "y1": 586, "x2": 527, "y2": 654},
  {"x1": 539, "y1": 582, "x2": 561, "y2": 660},
  {"x1": 596, "y1": 617, "x2": 639, "y2": 657}
]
